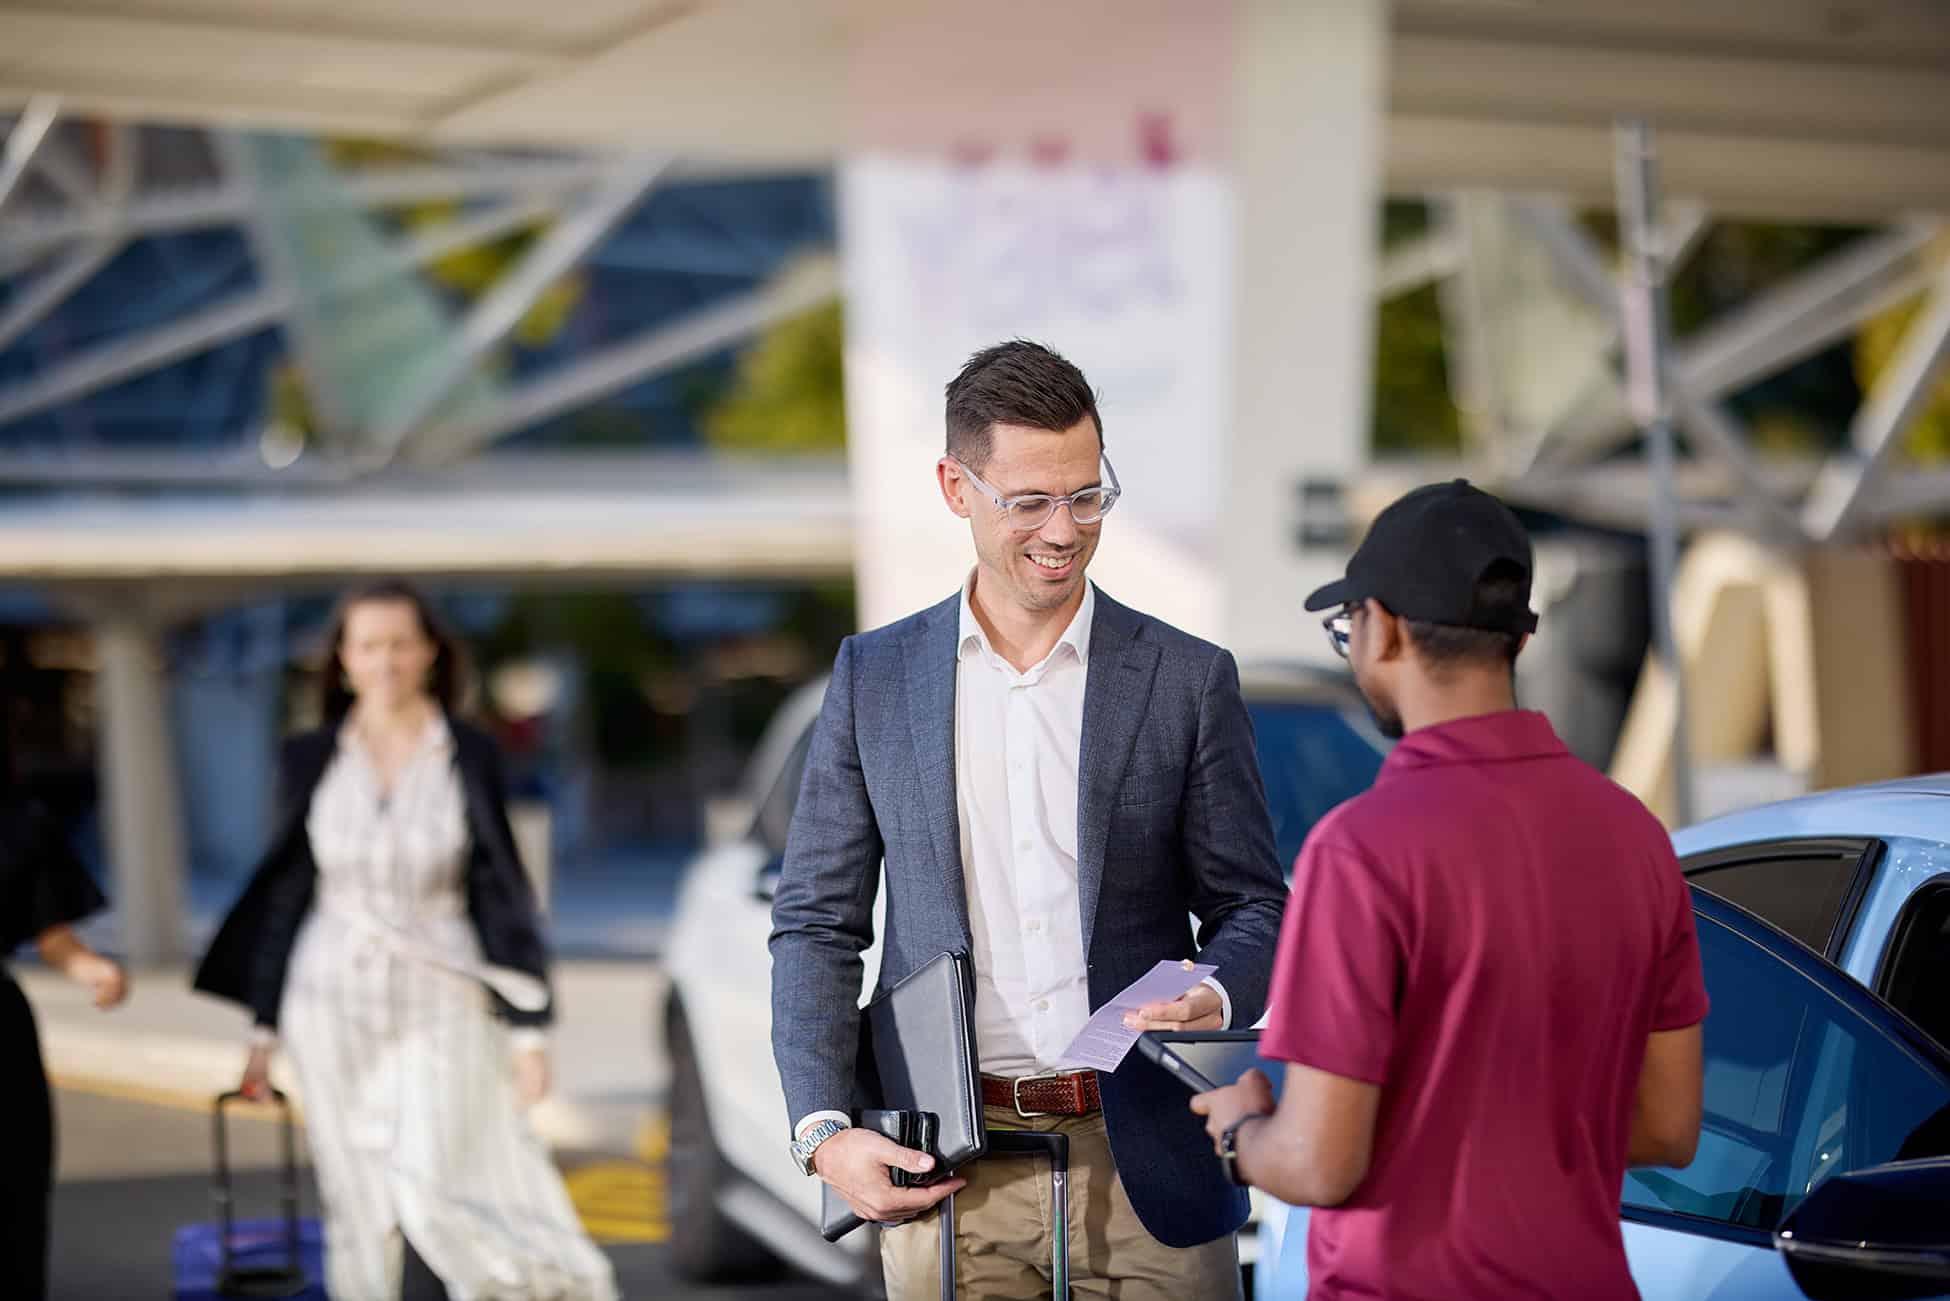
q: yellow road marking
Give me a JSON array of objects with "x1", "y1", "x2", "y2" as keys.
[
  {"x1": 50, "y1": 1072, "x2": 304, "y2": 1123},
  {"x1": 635, "y1": 1109, "x2": 669, "y2": 1163},
  {"x1": 563, "y1": 1160, "x2": 669, "y2": 1244},
  {"x1": 57, "y1": 1076, "x2": 675, "y2": 1247}
]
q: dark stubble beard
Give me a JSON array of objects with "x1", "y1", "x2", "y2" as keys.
[{"x1": 1360, "y1": 688, "x2": 1404, "y2": 740}]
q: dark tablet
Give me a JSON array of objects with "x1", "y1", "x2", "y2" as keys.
[{"x1": 1136, "y1": 1030, "x2": 1287, "y2": 1100}]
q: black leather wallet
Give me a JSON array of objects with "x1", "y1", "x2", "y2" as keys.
[{"x1": 817, "y1": 1108, "x2": 941, "y2": 1241}]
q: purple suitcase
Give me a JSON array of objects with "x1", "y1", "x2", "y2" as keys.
[{"x1": 171, "y1": 1089, "x2": 324, "y2": 1299}]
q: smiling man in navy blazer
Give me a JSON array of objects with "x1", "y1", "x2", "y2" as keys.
[{"x1": 769, "y1": 340, "x2": 1287, "y2": 1299}]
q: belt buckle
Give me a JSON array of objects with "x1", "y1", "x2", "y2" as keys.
[{"x1": 1012, "y1": 1069, "x2": 1065, "y2": 1119}]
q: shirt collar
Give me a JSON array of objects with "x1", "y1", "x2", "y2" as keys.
[
  {"x1": 1380, "y1": 709, "x2": 1567, "y2": 775},
  {"x1": 957, "y1": 570, "x2": 1096, "y2": 670}
]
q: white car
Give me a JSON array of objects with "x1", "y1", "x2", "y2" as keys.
[{"x1": 661, "y1": 665, "x2": 1390, "y2": 1290}]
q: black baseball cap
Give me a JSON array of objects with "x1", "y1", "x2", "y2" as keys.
[{"x1": 1303, "y1": 480, "x2": 1539, "y2": 634}]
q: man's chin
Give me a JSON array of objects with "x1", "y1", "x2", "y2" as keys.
[{"x1": 1363, "y1": 698, "x2": 1404, "y2": 740}]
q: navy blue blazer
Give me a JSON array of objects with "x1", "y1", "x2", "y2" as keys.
[
  {"x1": 193, "y1": 717, "x2": 551, "y2": 1029},
  {"x1": 769, "y1": 588, "x2": 1287, "y2": 1249}
]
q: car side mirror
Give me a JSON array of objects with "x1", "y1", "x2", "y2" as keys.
[
  {"x1": 1775, "y1": 1158, "x2": 1950, "y2": 1300},
  {"x1": 754, "y1": 855, "x2": 784, "y2": 904}
]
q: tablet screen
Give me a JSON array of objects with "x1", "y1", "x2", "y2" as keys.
[{"x1": 1151, "y1": 1033, "x2": 1288, "y2": 1101}]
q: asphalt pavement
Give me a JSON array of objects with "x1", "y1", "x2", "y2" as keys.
[{"x1": 48, "y1": 1083, "x2": 856, "y2": 1301}]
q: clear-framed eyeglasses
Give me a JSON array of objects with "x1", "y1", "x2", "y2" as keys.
[
  {"x1": 949, "y1": 454, "x2": 1122, "y2": 531},
  {"x1": 1322, "y1": 606, "x2": 1354, "y2": 661}
]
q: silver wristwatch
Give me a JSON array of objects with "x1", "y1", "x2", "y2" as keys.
[{"x1": 790, "y1": 1118, "x2": 849, "y2": 1176}]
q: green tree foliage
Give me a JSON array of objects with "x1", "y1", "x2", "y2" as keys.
[
  {"x1": 702, "y1": 296, "x2": 847, "y2": 452},
  {"x1": 1854, "y1": 253, "x2": 1950, "y2": 465}
]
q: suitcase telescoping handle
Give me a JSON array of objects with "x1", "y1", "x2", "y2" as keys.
[
  {"x1": 212, "y1": 1088, "x2": 307, "y2": 1298},
  {"x1": 939, "y1": 1130, "x2": 1070, "y2": 1300}
]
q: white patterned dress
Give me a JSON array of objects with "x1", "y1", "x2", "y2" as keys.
[{"x1": 279, "y1": 719, "x2": 617, "y2": 1301}]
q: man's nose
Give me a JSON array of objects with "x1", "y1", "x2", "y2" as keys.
[{"x1": 1038, "y1": 505, "x2": 1080, "y2": 546}]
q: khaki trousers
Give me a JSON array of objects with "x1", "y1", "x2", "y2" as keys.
[{"x1": 879, "y1": 1104, "x2": 1241, "y2": 1301}]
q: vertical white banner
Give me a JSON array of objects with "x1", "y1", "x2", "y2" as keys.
[{"x1": 841, "y1": 155, "x2": 1234, "y2": 636}]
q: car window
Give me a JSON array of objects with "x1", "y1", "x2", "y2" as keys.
[
  {"x1": 1684, "y1": 852, "x2": 1861, "y2": 957},
  {"x1": 1246, "y1": 700, "x2": 1386, "y2": 871},
  {"x1": 753, "y1": 725, "x2": 815, "y2": 858},
  {"x1": 1878, "y1": 881, "x2": 1950, "y2": 1054},
  {"x1": 1623, "y1": 911, "x2": 1950, "y2": 1234}
]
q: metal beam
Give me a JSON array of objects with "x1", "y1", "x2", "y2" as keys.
[
  {"x1": 1660, "y1": 199, "x2": 1713, "y2": 277},
  {"x1": 412, "y1": 256, "x2": 842, "y2": 464},
  {"x1": 0, "y1": 236, "x2": 122, "y2": 353},
  {"x1": 0, "y1": 123, "x2": 141, "y2": 354},
  {"x1": 1804, "y1": 259, "x2": 1950, "y2": 540},
  {"x1": 1511, "y1": 194, "x2": 1804, "y2": 538},
  {"x1": 0, "y1": 98, "x2": 61, "y2": 213},
  {"x1": 0, "y1": 158, "x2": 801, "y2": 277},
  {"x1": 1547, "y1": 221, "x2": 1939, "y2": 459},
  {"x1": 1376, "y1": 227, "x2": 1464, "y2": 300},
  {"x1": 31, "y1": 133, "x2": 96, "y2": 208},
  {"x1": 325, "y1": 195, "x2": 560, "y2": 303},
  {"x1": 0, "y1": 188, "x2": 568, "y2": 428},
  {"x1": 0, "y1": 288, "x2": 285, "y2": 428},
  {"x1": 375, "y1": 153, "x2": 668, "y2": 455},
  {"x1": 1692, "y1": 226, "x2": 1937, "y2": 399}
]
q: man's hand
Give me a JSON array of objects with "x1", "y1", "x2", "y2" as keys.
[
  {"x1": 1122, "y1": 982, "x2": 1224, "y2": 1033},
  {"x1": 811, "y1": 1127, "x2": 965, "y2": 1224},
  {"x1": 1190, "y1": 1068, "x2": 1277, "y2": 1154}
]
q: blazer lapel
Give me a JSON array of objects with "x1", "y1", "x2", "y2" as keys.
[
  {"x1": 903, "y1": 597, "x2": 972, "y2": 947},
  {"x1": 1076, "y1": 593, "x2": 1160, "y2": 957}
]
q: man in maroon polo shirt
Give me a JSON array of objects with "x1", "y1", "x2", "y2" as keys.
[{"x1": 1193, "y1": 481, "x2": 1709, "y2": 1300}]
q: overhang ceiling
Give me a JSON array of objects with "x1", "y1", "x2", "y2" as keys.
[{"x1": 4, "y1": 0, "x2": 1948, "y2": 219}]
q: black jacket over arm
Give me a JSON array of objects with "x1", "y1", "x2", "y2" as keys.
[{"x1": 192, "y1": 717, "x2": 552, "y2": 1028}]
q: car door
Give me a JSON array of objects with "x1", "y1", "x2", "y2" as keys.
[{"x1": 1621, "y1": 889, "x2": 1950, "y2": 1301}]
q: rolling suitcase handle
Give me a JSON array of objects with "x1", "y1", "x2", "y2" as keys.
[
  {"x1": 212, "y1": 1088, "x2": 308, "y2": 1299},
  {"x1": 937, "y1": 1129, "x2": 1070, "y2": 1300}
]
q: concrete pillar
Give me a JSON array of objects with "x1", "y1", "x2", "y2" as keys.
[
  {"x1": 1224, "y1": 0, "x2": 1390, "y2": 663},
  {"x1": 93, "y1": 619, "x2": 187, "y2": 965},
  {"x1": 510, "y1": 800, "x2": 552, "y2": 913}
]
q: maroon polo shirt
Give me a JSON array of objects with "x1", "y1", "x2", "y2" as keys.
[{"x1": 1261, "y1": 710, "x2": 1708, "y2": 1300}]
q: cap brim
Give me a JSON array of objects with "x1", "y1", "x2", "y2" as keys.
[{"x1": 1303, "y1": 575, "x2": 1367, "y2": 612}]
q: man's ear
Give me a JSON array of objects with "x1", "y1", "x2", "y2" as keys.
[
  {"x1": 937, "y1": 458, "x2": 973, "y2": 519},
  {"x1": 1367, "y1": 600, "x2": 1406, "y2": 663}
]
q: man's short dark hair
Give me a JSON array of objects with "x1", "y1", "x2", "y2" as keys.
[
  {"x1": 945, "y1": 340, "x2": 1102, "y2": 470},
  {"x1": 1403, "y1": 561, "x2": 1529, "y2": 673}
]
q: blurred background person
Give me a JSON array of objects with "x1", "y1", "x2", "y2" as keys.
[
  {"x1": 2, "y1": 726, "x2": 129, "y2": 1301},
  {"x1": 193, "y1": 579, "x2": 616, "y2": 1301}
]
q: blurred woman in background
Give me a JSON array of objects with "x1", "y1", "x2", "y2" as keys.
[
  {"x1": 194, "y1": 579, "x2": 615, "y2": 1301},
  {"x1": 1, "y1": 728, "x2": 129, "y2": 1301}
]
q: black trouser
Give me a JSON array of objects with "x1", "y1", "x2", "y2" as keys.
[{"x1": 0, "y1": 972, "x2": 52, "y2": 1301}]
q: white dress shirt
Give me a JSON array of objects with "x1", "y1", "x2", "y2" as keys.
[
  {"x1": 791, "y1": 576, "x2": 1227, "y2": 1138},
  {"x1": 955, "y1": 575, "x2": 1098, "y2": 1075}
]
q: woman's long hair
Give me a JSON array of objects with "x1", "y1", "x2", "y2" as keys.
[{"x1": 318, "y1": 579, "x2": 471, "y2": 724}]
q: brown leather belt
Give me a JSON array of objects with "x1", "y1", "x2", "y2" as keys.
[{"x1": 981, "y1": 1070, "x2": 1101, "y2": 1117}]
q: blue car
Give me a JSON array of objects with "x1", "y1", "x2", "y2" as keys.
[{"x1": 1263, "y1": 775, "x2": 1950, "y2": 1300}]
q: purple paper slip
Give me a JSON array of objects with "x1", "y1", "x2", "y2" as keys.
[{"x1": 1057, "y1": 959, "x2": 1218, "y2": 1072}]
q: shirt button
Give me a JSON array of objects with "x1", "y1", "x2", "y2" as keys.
[
  {"x1": 1025, "y1": 919, "x2": 1042, "y2": 933},
  {"x1": 1018, "y1": 840, "x2": 1033, "y2": 853},
  {"x1": 1036, "y1": 999, "x2": 1050, "y2": 1012}
]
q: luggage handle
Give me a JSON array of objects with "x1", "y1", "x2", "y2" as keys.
[
  {"x1": 939, "y1": 1130, "x2": 1070, "y2": 1300},
  {"x1": 212, "y1": 1088, "x2": 308, "y2": 1298}
]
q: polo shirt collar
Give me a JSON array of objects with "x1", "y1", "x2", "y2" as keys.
[{"x1": 1381, "y1": 710, "x2": 1566, "y2": 774}]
